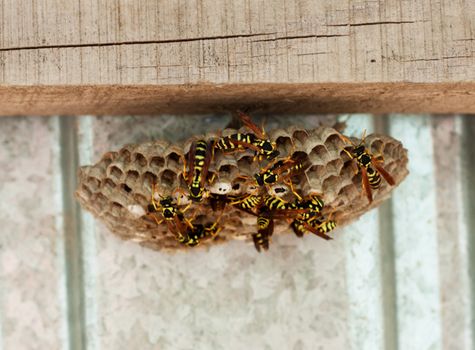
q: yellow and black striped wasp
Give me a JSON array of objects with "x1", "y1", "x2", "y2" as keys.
[
  {"x1": 178, "y1": 221, "x2": 222, "y2": 247},
  {"x1": 215, "y1": 111, "x2": 279, "y2": 161},
  {"x1": 177, "y1": 208, "x2": 224, "y2": 247},
  {"x1": 183, "y1": 139, "x2": 215, "y2": 202},
  {"x1": 229, "y1": 193, "x2": 263, "y2": 216},
  {"x1": 147, "y1": 184, "x2": 194, "y2": 241},
  {"x1": 291, "y1": 216, "x2": 335, "y2": 240},
  {"x1": 253, "y1": 205, "x2": 274, "y2": 252},
  {"x1": 254, "y1": 154, "x2": 307, "y2": 187},
  {"x1": 339, "y1": 131, "x2": 395, "y2": 203},
  {"x1": 252, "y1": 195, "x2": 313, "y2": 252},
  {"x1": 293, "y1": 192, "x2": 325, "y2": 221}
]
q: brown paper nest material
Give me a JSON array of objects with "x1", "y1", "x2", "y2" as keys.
[{"x1": 76, "y1": 126, "x2": 408, "y2": 251}]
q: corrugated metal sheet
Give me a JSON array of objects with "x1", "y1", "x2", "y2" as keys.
[{"x1": 0, "y1": 114, "x2": 473, "y2": 350}]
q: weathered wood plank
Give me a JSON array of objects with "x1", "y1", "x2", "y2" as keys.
[
  {"x1": 1, "y1": 0, "x2": 473, "y2": 84},
  {"x1": 0, "y1": 117, "x2": 68, "y2": 349},
  {"x1": 0, "y1": 0, "x2": 474, "y2": 115},
  {"x1": 389, "y1": 115, "x2": 443, "y2": 350},
  {"x1": 0, "y1": 83, "x2": 474, "y2": 116}
]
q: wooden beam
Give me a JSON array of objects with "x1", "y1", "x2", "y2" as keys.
[
  {"x1": 0, "y1": 0, "x2": 474, "y2": 115},
  {"x1": 0, "y1": 83, "x2": 474, "y2": 115}
]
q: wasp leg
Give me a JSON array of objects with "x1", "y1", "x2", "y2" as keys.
[
  {"x1": 148, "y1": 213, "x2": 163, "y2": 226},
  {"x1": 181, "y1": 155, "x2": 188, "y2": 181},
  {"x1": 373, "y1": 144, "x2": 386, "y2": 163},
  {"x1": 208, "y1": 172, "x2": 216, "y2": 184},
  {"x1": 150, "y1": 183, "x2": 161, "y2": 211},
  {"x1": 283, "y1": 178, "x2": 303, "y2": 201},
  {"x1": 336, "y1": 132, "x2": 355, "y2": 147},
  {"x1": 181, "y1": 202, "x2": 192, "y2": 213},
  {"x1": 351, "y1": 161, "x2": 359, "y2": 175}
]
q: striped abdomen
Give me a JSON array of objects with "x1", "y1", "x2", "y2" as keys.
[
  {"x1": 232, "y1": 194, "x2": 262, "y2": 210},
  {"x1": 189, "y1": 140, "x2": 210, "y2": 200},
  {"x1": 366, "y1": 166, "x2": 382, "y2": 189},
  {"x1": 180, "y1": 223, "x2": 219, "y2": 247},
  {"x1": 257, "y1": 215, "x2": 271, "y2": 230},
  {"x1": 310, "y1": 219, "x2": 336, "y2": 234},
  {"x1": 252, "y1": 232, "x2": 269, "y2": 252},
  {"x1": 291, "y1": 219, "x2": 306, "y2": 237},
  {"x1": 264, "y1": 195, "x2": 297, "y2": 211},
  {"x1": 215, "y1": 133, "x2": 255, "y2": 150},
  {"x1": 295, "y1": 194, "x2": 324, "y2": 217}
]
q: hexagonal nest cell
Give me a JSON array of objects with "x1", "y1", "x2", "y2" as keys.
[{"x1": 75, "y1": 126, "x2": 408, "y2": 252}]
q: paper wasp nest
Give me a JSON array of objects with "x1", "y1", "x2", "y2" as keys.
[{"x1": 76, "y1": 127, "x2": 408, "y2": 251}]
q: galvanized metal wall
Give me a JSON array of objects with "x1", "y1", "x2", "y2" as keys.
[{"x1": 0, "y1": 114, "x2": 473, "y2": 350}]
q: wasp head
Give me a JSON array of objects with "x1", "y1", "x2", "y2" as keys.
[
  {"x1": 353, "y1": 144, "x2": 366, "y2": 157},
  {"x1": 159, "y1": 197, "x2": 174, "y2": 208}
]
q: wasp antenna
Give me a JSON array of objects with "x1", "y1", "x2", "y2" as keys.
[
  {"x1": 216, "y1": 209, "x2": 225, "y2": 223},
  {"x1": 336, "y1": 132, "x2": 353, "y2": 145},
  {"x1": 361, "y1": 129, "x2": 367, "y2": 143},
  {"x1": 261, "y1": 116, "x2": 267, "y2": 136},
  {"x1": 340, "y1": 146, "x2": 354, "y2": 159}
]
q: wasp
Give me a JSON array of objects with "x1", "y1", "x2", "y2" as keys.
[
  {"x1": 183, "y1": 139, "x2": 215, "y2": 202},
  {"x1": 178, "y1": 221, "x2": 222, "y2": 247},
  {"x1": 229, "y1": 193, "x2": 263, "y2": 216},
  {"x1": 339, "y1": 131, "x2": 395, "y2": 203},
  {"x1": 251, "y1": 196, "x2": 312, "y2": 252},
  {"x1": 291, "y1": 216, "x2": 335, "y2": 240},
  {"x1": 147, "y1": 184, "x2": 193, "y2": 240},
  {"x1": 178, "y1": 209, "x2": 224, "y2": 247},
  {"x1": 209, "y1": 193, "x2": 230, "y2": 212},
  {"x1": 294, "y1": 193, "x2": 325, "y2": 220},
  {"x1": 254, "y1": 157, "x2": 305, "y2": 187},
  {"x1": 214, "y1": 111, "x2": 279, "y2": 160},
  {"x1": 253, "y1": 205, "x2": 274, "y2": 252},
  {"x1": 249, "y1": 195, "x2": 311, "y2": 252},
  {"x1": 264, "y1": 194, "x2": 296, "y2": 210}
]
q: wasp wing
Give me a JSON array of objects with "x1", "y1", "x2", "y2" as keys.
[
  {"x1": 302, "y1": 221, "x2": 332, "y2": 240},
  {"x1": 360, "y1": 166, "x2": 373, "y2": 203},
  {"x1": 271, "y1": 208, "x2": 311, "y2": 219},
  {"x1": 237, "y1": 111, "x2": 266, "y2": 138},
  {"x1": 198, "y1": 140, "x2": 214, "y2": 188},
  {"x1": 185, "y1": 141, "x2": 197, "y2": 185},
  {"x1": 372, "y1": 160, "x2": 396, "y2": 186}
]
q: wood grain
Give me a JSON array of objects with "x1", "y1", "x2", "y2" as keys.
[
  {"x1": 0, "y1": 83, "x2": 474, "y2": 116},
  {"x1": 0, "y1": 0, "x2": 474, "y2": 115}
]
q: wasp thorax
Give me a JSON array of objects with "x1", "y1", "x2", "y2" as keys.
[
  {"x1": 360, "y1": 153, "x2": 372, "y2": 165},
  {"x1": 261, "y1": 140, "x2": 274, "y2": 152},
  {"x1": 190, "y1": 187, "x2": 204, "y2": 201},
  {"x1": 159, "y1": 197, "x2": 173, "y2": 207}
]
